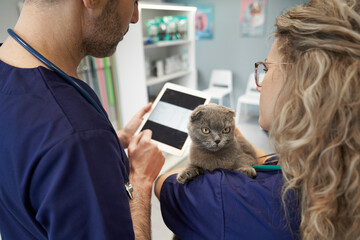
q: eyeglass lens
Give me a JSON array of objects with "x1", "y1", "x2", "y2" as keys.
[{"x1": 256, "y1": 63, "x2": 266, "y2": 86}]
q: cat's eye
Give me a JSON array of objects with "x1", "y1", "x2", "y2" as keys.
[
  {"x1": 201, "y1": 128, "x2": 211, "y2": 134},
  {"x1": 223, "y1": 127, "x2": 231, "y2": 134}
]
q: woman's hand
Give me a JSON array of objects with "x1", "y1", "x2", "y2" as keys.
[{"x1": 116, "y1": 102, "x2": 152, "y2": 148}]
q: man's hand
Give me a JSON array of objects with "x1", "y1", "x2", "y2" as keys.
[
  {"x1": 128, "y1": 129, "x2": 165, "y2": 186},
  {"x1": 127, "y1": 129, "x2": 165, "y2": 240},
  {"x1": 116, "y1": 102, "x2": 152, "y2": 148}
]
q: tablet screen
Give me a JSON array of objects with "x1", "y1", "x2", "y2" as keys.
[{"x1": 140, "y1": 89, "x2": 207, "y2": 150}]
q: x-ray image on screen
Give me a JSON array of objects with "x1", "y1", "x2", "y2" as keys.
[{"x1": 140, "y1": 89, "x2": 207, "y2": 150}]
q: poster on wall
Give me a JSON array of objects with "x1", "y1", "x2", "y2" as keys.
[
  {"x1": 195, "y1": 6, "x2": 214, "y2": 40},
  {"x1": 240, "y1": 0, "x2": 267, "y2": 37}
]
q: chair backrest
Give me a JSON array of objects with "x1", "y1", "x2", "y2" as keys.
[
  {"x1": 246, "y1": 72, "x2": 264, "y2": 94},
  {"x1": 209, "y1": 69, "x2": 233, "y2": 90}
]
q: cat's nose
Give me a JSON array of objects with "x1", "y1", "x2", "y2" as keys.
[{"x1": 215, "y1": 140, "x2": 220, "y2": 145}]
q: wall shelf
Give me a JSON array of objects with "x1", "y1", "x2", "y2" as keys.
[
  {"x1": 144, "y1": 39, "x2": 191, "y2": 49},
  {"x1": 146, "y1": 69, "x2": 192, "y2": 86}
]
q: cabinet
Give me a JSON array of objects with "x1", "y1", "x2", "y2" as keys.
[{"x1": 114, "y1": 2, "x2": 197, "y2": 126}]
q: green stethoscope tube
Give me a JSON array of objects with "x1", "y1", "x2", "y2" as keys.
[{"x1": 253, "y1": 165, "x2": 281, "y2": 171}]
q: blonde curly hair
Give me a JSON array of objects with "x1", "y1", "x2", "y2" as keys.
[{"x1": 271, "y1": 0, "x2": 360, "y2": 239}]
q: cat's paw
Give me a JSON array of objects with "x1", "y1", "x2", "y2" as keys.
[
  {"x1": 176, "y1": 167, "x2": 201, "y2": 184},
  {"x1": 236, "y1": 166, "x2": 257, "y2": 178},
  {"x1": 176, "y1": 171, "x2": 191, "y2": 184}
]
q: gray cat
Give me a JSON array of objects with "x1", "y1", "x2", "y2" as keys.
[{"x1": 176, "y1": 105, "x2": 258, "y2": 184}]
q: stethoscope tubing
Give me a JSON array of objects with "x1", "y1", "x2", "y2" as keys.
[{"x1": 7, "y1": 29, "x2": 133, "y2": 188}]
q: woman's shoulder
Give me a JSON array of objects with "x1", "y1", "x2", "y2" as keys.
[
  {"x1": 161, "y1": 166, "x2": 299, "y2": 240},
  {"x1": 163, "y1": 163, "x2": 283, "y2": 191},
  {"x1": 161, "y1": 165, "x2": 284, "y2": 214}
]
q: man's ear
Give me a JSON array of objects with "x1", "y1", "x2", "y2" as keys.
[
  {"x1": 83, "y1": 0, "x2": 102, "y2": 9},
  {"x1": 82, "y1": 0, "x2": 105, "y2": 18}
]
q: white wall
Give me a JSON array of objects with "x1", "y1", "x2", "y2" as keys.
[{"x1": 0, "y1": 0, "x2": 20, "y2": 42}]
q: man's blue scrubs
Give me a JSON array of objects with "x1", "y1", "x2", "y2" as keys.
[
  {"x1": 160, "y1": 162, "x2": 300, "y2": 240},
  {"x1": 0, "y1": 57, "x2": 134, "y2": 239}
]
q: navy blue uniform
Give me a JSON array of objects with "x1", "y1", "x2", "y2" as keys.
[
  {"x1": 160, "y1": 167, "x2": 300, "y2": 239},
  {"x1": 0, "y1": 60, "x2": 134, "y2": 239}
]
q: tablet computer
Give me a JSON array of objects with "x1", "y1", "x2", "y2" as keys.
[{"x1": 136, "y1": 83, "x2": 211, "y2": 156}]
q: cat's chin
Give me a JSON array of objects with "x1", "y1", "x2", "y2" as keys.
[
  {"x1": 195, "y1": 144, "x2": 222, "y2": 152},
  {"x1": 206, "y1": 144, "x2": 224, "y2": 152}
]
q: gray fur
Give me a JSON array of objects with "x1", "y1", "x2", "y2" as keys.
[{"x1": 176, "y1": 105, "x2": 258, "y2": 184}]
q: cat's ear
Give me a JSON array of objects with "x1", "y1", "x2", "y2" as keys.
[
  {"x1": 226, "y1": 108, "x2": 235, "y2": 118},
  {"x1": 190, "y1": 109, "x2": 204, "y2": 122}
]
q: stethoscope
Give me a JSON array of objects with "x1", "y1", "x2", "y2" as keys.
[{"x1": 8, "y1": 29, "x2": 134, "y2": 200}]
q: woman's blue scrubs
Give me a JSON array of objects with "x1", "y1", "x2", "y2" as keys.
[
  {"x1": 160, "y1": 163, "x2": 300, "y2": 239},
  {"x1": 0, "y1": 59, "x2": 134, "y2": 239}
]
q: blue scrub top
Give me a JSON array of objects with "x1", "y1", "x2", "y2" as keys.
[
  {"x1": 160, "y1": 167, "x2": 300, "y2": 239},
  {"x1": 0, "y1": 59, "x2": 134, "y2": 239}
]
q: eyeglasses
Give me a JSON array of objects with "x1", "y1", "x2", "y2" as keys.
[
  {"x1": 254, "y1": 61, "x2": 289, "y2": 87},
  {"x1": 254, "y1": 62, "x2": 268, "y2": 87}
]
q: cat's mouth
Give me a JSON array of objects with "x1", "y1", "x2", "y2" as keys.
[{"x1": 207, "y1": 142, "x2": 225, "y2": 152}]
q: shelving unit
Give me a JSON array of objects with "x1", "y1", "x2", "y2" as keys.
[
  {"x1": 146, "y1": 69, "x2": 192, "y2": 86},
  {"x1": 114, "y1": 2, "x2": 197, "y2": 126},
  {"x1": 144, "y1": 39, "x2": 191, "y2": 49},
  {"x1": 113, "y1": 2, "x2": 197, "y2": 167}
]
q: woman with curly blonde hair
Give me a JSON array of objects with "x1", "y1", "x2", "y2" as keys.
[
  {"x1": 156, "y1": 0, "x2": 360, "y2": 239},
  {"x1": 270, "y1": 0, "x2": 360, "y2": 239}
]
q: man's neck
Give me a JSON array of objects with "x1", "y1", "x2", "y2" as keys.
[{"x1": 0, "y1": 1, "x2": 84, "y2": 78}]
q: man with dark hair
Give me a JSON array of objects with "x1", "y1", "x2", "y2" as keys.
[{"x1": 0, "y1": 0, "x2": 165, "y2": 239}]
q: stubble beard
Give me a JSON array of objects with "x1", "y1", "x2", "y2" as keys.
[{"x1": 82, "y1": 0, "x2": 126, "y2": 58}]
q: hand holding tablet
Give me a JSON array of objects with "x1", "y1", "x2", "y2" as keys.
[{"x1": 136, "y1": 83, "x2": 211, "y2": 156}]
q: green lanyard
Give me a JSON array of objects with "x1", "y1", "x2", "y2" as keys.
[{"x1": 252, "y1": 165, "x2": 281, "y2": 171}]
